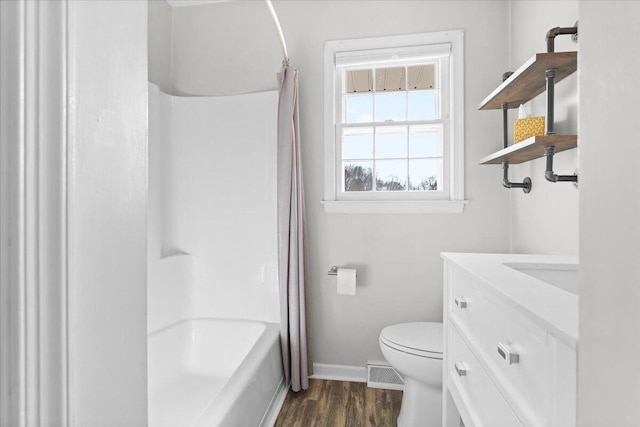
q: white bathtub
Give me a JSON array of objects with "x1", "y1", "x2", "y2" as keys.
[{"x1": 148, "y1": 318, "x2": 285, "y2": 427}]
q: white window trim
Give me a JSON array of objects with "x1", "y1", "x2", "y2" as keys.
[{"x1": 323, "y1": 30, "x2": 468, "y2": 214}]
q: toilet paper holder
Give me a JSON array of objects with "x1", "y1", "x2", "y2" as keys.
[{"x1": 327, "y1": 266, "x2": 357, "y2": 277}]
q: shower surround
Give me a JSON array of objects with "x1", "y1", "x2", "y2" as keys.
[{"x1": 147, "y1": 83, "x2": 284, "y2": 426}]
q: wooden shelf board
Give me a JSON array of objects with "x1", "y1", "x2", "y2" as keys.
[
  {"x1": 479, "y1": 135, "x2": 578, "y2": 165},
  {"x1": 478, "y1": 52, "x2": 577, "y2": 110}
]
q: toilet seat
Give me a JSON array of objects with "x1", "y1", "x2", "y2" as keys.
[{"x1": 379, "y1": 322, "x2": 443, "y2": 359}]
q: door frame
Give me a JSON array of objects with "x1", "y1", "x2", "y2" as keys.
[{"x1": 1, "y1": 1, "x2": 69, "y2": 425}]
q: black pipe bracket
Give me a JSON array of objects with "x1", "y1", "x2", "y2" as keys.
[
  {"x1": 543, "y1": 146, "x2": 578, "y2": 185},
  {"x1": 546, "y1": 25, "x2": 578, "y2": 53},
  {"x1": 502, "y1": 162, "x2": 532, "y2": 194}
]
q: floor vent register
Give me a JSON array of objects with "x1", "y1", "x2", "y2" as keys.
[{"x1": 366, "y1": 363, "x2": 404, "y2": 391}]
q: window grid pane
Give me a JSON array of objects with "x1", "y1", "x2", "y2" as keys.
[
  {"x1": 374, "y1": 92, "x2": 406, "y2": 122},
  {"x1": 344, "y1": 93, "x2": 373, "y2": 124},
  {"x1": 375, "y1": 159, "x2": 407, "y2": 192},
  {"x1": 408, "y1": 159, "x2": 441, "y2": 191},
  {"x1": 374, "y1": 126, "x2": 407, "y2": 159},
  {"x1": 409, "y1": 124, "x2": 442, "y2": 158},
  {"x1": 343, "y1": 127, "x2": 374, "y2": 160},
  {"x1": 343, "y1": 161, "x2": 373, "y2": 192}
]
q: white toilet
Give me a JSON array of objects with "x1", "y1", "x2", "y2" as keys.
[{"x1": 379, "y1": 322, "x2": 443, "y2": 427}]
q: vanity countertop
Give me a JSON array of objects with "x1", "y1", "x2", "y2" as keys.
[{"x1": 441, "y1": 253, "x2": 579, "y2": 347}]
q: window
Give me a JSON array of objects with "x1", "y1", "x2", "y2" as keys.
[{"x1": 323, "y1": 31, "x2": 467, "y2": 213}]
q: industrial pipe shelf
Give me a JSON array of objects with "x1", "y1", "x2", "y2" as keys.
[
  {"x1": 478, "y1": 25, "x2": 579, "y2": 193},
  {"x1": 479, "y1": 51, "x2": 577, "y2": 110},
  {"x1": 479, "y1": 134, "x2": 577, "y2": 165}
]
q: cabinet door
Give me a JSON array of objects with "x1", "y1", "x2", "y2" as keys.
[{"x1": 447, "y1": 324, "x2": 524, "y2": 427}]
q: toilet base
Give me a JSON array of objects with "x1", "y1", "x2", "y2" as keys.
[{"x1": 397, "y1": 377, "x2": 442, "y2": 427}]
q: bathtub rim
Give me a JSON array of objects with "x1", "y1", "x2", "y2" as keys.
[
  {"x1": 147, "y1": 316, "x2": 274, "y2": 338},
  {"x1": 147, "y1": 316, "x2": 285, "y2": 427}
]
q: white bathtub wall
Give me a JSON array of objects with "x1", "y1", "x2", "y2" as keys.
[
  {"x1": 148, "y1": 254, "x2": 195, "y2": 333},
  {"x1": 149, "y1": 84, "x2": 194, "y2": 333},
  {"x1": 161, "y1": 90, "x2": 280, "y2": 322},
  {"x1": 149, "y1": 83, "x2": 168, "y2": 263}
]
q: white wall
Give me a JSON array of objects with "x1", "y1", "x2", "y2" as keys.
[
  {"x1": 67, "y1": 0, "x2": 148, "y2": 425},
  {"x1": 161, "y1": 0, "x2": 511, "y2": 367},
  {"x1": 171, "y1": 0, "x2": 282, "y2": 95},
  {"x1": 509, "y1": 1, "x2": 579, "y2": 255},
  {"x1": 578, "y1": 1, "x2": 640, "y2": 424}
]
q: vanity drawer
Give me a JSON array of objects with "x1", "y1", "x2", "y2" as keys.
[
  {"x1": 449, "y1": 267, "x2": 550, "y2": 425},
  {"x1": 448, "y1": 324, "x2": 524, "y2": 427}
]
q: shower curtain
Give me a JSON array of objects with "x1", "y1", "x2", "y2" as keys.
[{"x1": 277, "y1": 64, "x2": 311, "y2": 392}]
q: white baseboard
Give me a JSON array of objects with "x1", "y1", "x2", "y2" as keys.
[
  {"x1": 310, "y1": 363, "x2": 367, "y2": 383},
  {"x1": 260, "y1": 377, "x2": 289, "y2": 427}
]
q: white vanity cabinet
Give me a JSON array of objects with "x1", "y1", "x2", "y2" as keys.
[{"x1": 441, "y1": 253, "x2": 578, "y2": 427}]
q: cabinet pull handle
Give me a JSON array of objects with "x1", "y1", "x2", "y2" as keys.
[
  {"x1": 497, "y1": 342, "x2": 520, "y2": 365},
  {"x1": 454, "y1": 297, "x2": 468, "y2": 309},
  {"x1": 454, "y1": 362, "x2": 467, "y2": 377}
]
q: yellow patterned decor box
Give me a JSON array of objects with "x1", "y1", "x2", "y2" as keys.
[{"x1": 513, "y1": 116, "x2": 545, "y2": 143}]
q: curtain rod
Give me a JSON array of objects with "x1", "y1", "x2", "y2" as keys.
[{"x1": 265, "y1": 0, "x2": 289, "y2": 65}]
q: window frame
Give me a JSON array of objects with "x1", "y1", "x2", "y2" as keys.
[{"x1": 323, "y1": 31, "x2": 467, "y2": 214}]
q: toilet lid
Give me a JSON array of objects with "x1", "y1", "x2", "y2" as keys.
[{"x1": 380, "y1": 322, "x2": 443, "y2": 355}]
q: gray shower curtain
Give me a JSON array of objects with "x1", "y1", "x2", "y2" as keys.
[{"x1": 276, "y1": 65, "x2": 312, "y2": 392}]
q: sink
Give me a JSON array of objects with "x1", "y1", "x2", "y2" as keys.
[{"x1": 504, "y1": 262, "x2": 579, "y2": 295}]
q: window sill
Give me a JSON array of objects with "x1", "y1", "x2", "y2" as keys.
[{"x1": 321, "y1": 199, "x2": 468, "y2": 214}]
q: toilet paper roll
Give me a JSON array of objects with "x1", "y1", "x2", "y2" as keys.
[{"x1": 337, "y1": 268, "x2": 357, "y2": 296}]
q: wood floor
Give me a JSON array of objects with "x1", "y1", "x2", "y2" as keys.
[{"x1": 274, "y1": 379, "x2": 403, "y2": 427}]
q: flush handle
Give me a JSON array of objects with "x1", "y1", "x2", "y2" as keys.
[
  {"x1": 497, "y1": 342, "x2": 520, "y2": 365},
  {"x1": 454, "y1": 362, "x2": 467, "y2": 377},
  {"x1": 454, "y1": 297, "x2": 468, "y2": 309}
]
